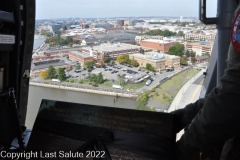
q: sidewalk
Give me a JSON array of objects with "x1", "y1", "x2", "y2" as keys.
[{"x1": 168, "y1": 69, "x2": 205, "y2": 113}]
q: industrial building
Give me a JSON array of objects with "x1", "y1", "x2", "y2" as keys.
[
  {"x1": 81, "y1": 43, "x2": 141, "y2": 63},
  {"x1": 68, "y1": 51, "x2": 93, "y2": 65},
  {"x1": 140, "y1": 39, "x2": 177, "y2": 52}
]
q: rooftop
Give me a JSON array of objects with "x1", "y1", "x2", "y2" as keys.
[
  {"x1": 141, "y1": 39, "x2": 173, "y2": 44},
  {"x1": 31, "y1": 59, "x2": 69, "y2": 70},
  {"x1": 130, "y1": 53, "x2": 165, "y2": 62},
  {"x1": 69, "y1": 51, "x2": 92, "y2": 58},
  {"x1": 83, "y1": 43, "x2": 141, "y2": 52}
]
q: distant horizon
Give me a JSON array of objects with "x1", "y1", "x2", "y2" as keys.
[
  {"x1": 35, "y1": 16, "x2": 199, "y2": 21},
  {"x1": 36, "y1": 0, "x2": 217, "y2": 20}
]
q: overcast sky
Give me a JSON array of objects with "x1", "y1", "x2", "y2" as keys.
[{"x1": 36, "y1": 0, "x2": 217, "y2": 19}]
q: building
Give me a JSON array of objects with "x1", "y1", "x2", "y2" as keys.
[
  {"x1": 81, "y1": 43, "x2": 141, "y2": 63},
  {"x1": 129, "y1": 52, "x2": 165, "y2": 70},
  {"x1": 164, "y1": 54, "x2": 181, "y2": 68},
  {"x1": 51, "y1": 24, "x2": 62, "y2": 31},
  {"x1": 135, "y1": 36, "x2": 164, "y2": 44},
  {"x1": 195, "y1": 56, "x2": 209, "y2": 64},
  {"x1": 30, "y1": 58, "x2": 73, "y2": 78},
  {"x1": 124, "y1": 20, "x2": 130, "y2": 26},
  {"x1": 129, "y1": 51, "x2": 180, "y2": 70},
  {"x1": 68, "y1": 51, "x2": 93, "y2": 65},
  {"x1": 185, "y1": 41, "x2": 213, "y2": 56},
  {"x1": 140, "y1": 39, "x2": 178, "y2": 52},
  {"x1": 81, "y1": 32, "x2": 138, "y2": 45},
  {"x1": 89, "y1": 22, "x2": 114, "y2": 29},
  {"x1": 117, "y1": 20, "x2": 124, "y2": 26},
  {"x1": 185, "y1": 33, "x2": 216, "y2": 41}
]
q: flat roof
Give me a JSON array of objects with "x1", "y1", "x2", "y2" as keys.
[
  {"x1": 31, "y1": 60, "x2": 68, "y2": 70},
  {"x1": 70, "y1": 51, "x2": 91, "y2": 58},
  {"x1": 130, "y1": 53, "x2": 165, "y2": 62},
  {"x1": 141, "y1": 39, "x2": 173, "y2": 44},
  {"x1": 83, "y1": 43, "x2": 141, "y2": 52}
]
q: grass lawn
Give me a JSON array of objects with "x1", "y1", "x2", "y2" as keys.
[
  {"x1": 151, "y1": 68, "x2": 200, "y2": 105},
  {"x1": 152, "y1": 92, "x2": 173, "y2": 105}
]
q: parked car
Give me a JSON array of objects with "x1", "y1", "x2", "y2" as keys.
[{"x1": 145, "y1": 79, "x2": 152, "y2": 86}]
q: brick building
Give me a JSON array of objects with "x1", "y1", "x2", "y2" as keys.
[
  {"x1": 185, "y1": 41, "x2": 213, "y2": 56},
  {"x1": 81, "y1": 43, "x2": 141, "y2": 63},
  {"x1": 140, "y1": 39, "x2": 177, "y2": 52},
  {"x1": 68, "y1": 51, "x2": 93, "y2": 65}
]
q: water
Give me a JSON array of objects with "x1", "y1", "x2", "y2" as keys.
[
  {"x1": 33, "y1": 38, "x2": 45, "y2": 50},
  {"x1": 26, "y1": 86, "x2": 137, "y2": 129}
]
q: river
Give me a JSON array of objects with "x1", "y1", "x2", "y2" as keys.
[{"x1": 26, "y1": 86, "x2": 137, "y2": 129}]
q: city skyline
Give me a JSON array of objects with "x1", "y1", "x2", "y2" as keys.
[{"x1": 36, "y1": 0, "x2": 217, "y2": 20}]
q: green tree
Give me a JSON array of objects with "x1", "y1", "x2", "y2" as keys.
[
  {"x1": 119, "y1": 78, "x2": 127, "y2": 87},
  {"x1": 177, "y1": 31, "x2": 185, "y2": 37},
  {"x1": 140, "y1": 49, "x2": 145, "y2": 54},
  {"x1": 180, "y1": 58, "x2": 188, "y2": 65},
  {"x1": 58, "y1": 68, "x2": 66, "y2": 81},
  {"x1": 46, "y1": 66, "x2": 56, "y2": 79},
  {"x1": 202, "y1": 52, "x2": 211, "y2": 58},
  {"x1": 168, "y1": 43, "x2": 185, "y2": 56},
  {"x1": 87, "y1": 73, "x2": 104, "y2": 85},
  {"x1": 146, "y1": 63, "x2": 155, "y2": 72},
  {"x1": 95, "y1": 73, "x2": 104, "y2": 85},
  {"x1": 103, "y1": 57, "x2": 110, "y2": 63},
  {"x1": 109, "y1": 60, "x2": 115, "y2": 66},
  {"x1": 85, "y1": 60, "x2": 96, "y2": 68},
  {"x1": 144, "y1": 29, "x2": 177, "y2": 36},
  {"x1": 76, "y1": 64, "x2": 81, "y2": 70},
  {"x1": 131, "y1": 59, "x2": 139, "y2": 67},
  {"x1": 185, "y1": 50, "x2": 190, "y2": 57}
]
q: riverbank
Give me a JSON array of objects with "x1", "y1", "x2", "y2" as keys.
[{"x1": 29, "y1": 82, "x2": 138, "y2": 99}]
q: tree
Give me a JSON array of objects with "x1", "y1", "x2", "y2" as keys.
[
  {"x1": 191, "y1": 57, "x2": 197, "y2": 63},
  {"x1": 95, "y1": 73, "x2": 104, "y2": 85},
  {"x1": 177, "y1": 31, "x2": 185, "y2": 37},
  {"x1": 131, "y1": 59, "x2": 139, "y2": 67},
  {"x1": 58, "y1": 68, "x2": 66, "y2": 81},
  {"x1": 46, "y1": 66, "x2": 56, "y2": 79},
  {"x1": 116, "y1": 54, "x2": 130, "y2": 64},
  {"x1": 103, "y1": 57, "x2": 110, "y2": 63},
  {"x1": 87, "y1": 73, "x2": 104, "y2": 85},
  {"x1": 116, "y1": 55, "x2": 125, "y2": 63},
  {"x1": 180, "y1": 58, "x2": 188, "y2": 65},
  {"x1": 144, "y1": 29, "x2": 177, "y2": 36},
  {"x1": 140, "y1": 49, "x2": 145, "y2": 54},
  {"x1": 202, "y1": 52, "x2": 211, "y2": 58},
  {"x1": 119, "y1": 78, "x2": 127, "y2": 87},
  {"x1": 85, "y1": 60, "x2": 96, "y2": 68},
  {"x1": 76, "y1": 64, "x2": 81, "y2": 70},
  {"x1": 168, "y1": 43, "x2": 185, "y2": 56},
  {"x1": 39, "y1": 71, "x2": 47, "y2": 79},
  {"x1": 146, "y1": 63, "x2": 155, "y2": 72},
  {"x1": 109, "y1": 60, "x2": 115, "y2": 66}
]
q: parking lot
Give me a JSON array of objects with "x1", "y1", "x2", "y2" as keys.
[{"x1": 64, "y1": 63, "x2": 187, "y2": 92}]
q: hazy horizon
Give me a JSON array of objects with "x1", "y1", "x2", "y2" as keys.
[{"x1": 36, "y1": 0, "x2": 217, "y2": 20}]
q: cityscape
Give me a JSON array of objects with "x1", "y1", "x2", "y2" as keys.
[{"x1": 30, "y1": 15, "x2": 210, "y2": 113}]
